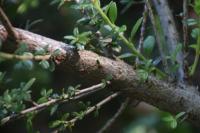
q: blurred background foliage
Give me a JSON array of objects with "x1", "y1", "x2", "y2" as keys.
[{"x1": 0, "y1": 0, "x2": 199, "y2": 133}]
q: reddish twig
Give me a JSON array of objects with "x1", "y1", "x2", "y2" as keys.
[
  {"x1": 97, "y1": 97, "x2": 130, "y2": 133},
  {"x1": 0, "y1": 7, "x2": 18, "y2": 41},
  {"x1": 136, "y1": 1, "x2": 148, "y2": 64},
  {"x1": 51, "y1": 92, "x2": 120, "y2": 133}
]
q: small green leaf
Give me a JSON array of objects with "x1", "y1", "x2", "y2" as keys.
[
  {"x1": 194, "y1": 0, "x2": 200, "y2": 15},
  {"x1": 137, "y1": 69, "x2": 149, "y2": 81},
  {"x1": 17, "y1": 3, "x2": 27, "y2": 14},
  {"x1": 0, "y1": 72, "x2": 6, "y2": 83},
  {"x1": 26, "y1": 114, "x2": 34, "y2": 133},
  {"x1": 61, "y1": 113, "x2": 70, "y2": 120},
  {"x1": 15, "y1": 43, "x2": 29, "y2": 55},
  {"x1": 171, "y1": 43, "x2": 182, "y2": 62},
  {"x1": 47, "y1": 89, "x2": 53, "y2": 96},
  {"x1": 162, "y1": 113, "x2": 178, "y2": 129},
  {"x1": 50, "y1": 105, "x2": 58, "y2": 116},
  {"x1": 108, "y1": 2, "x2": 118, "y2": 23},
  {"x1": 67, "y1": 86, "x2": 76, "y2": 97},
  {"x1": 37, "y1": 97, "x2": 48, "y2": 104},
  {"x1": 49, "y1": 60, "x2": 55, "y2": 72},
  {"x1": 3, "y1": 92, "x2": 12, "y2": 103},
  {"x1": 170, "y1": 119, "x2": 177, "y2": 129},
  {"x1": 143, "y1": 36, "x2": 155, "y2": 57},
  {"x1": 14, "y1": 60, "x2": 34, "y2": 70},
  {"x1": 35, "y1": 48, "x2": 46, "y2": 55},
  {"x1": 22, "y1": 78, "x2": 36, "y2": 90},
  {"x1": 186, "y1": 19, "x2": 198, "y2": 26},
  {"x1": 189, "y1": 44, "x2": 198, "y2": 50},
  {"x1": 163, "y1": 115, "x2": 174, "y2": 122},
  {"x1": 53, "y1": 49, "x2": 62, "y2": 56},
  {"x1": 39, "y1": 60, "x2": 50, "y2": 69},
  {"x1": 93, "y1": 0, "x2": 101, "y2": 7},
  {"x1": 175, "y1": 112, "x2": 186, "y2": 119},
  {"x1": 191, "y1": 28, "x2": 200, "y2": 39},
  {"x1": 64, "y1": 35, "x2": 76, "y2": 40},
  {"x1": 118, "y1": 53, "x2": 135, "y2": 59},
  {"x1": 73, "y1": 27, "x2": 79, "y2": 36},
  {"x1": 130, "y1": 17, "x2": 143, "y2": 41},
  {"x1": 49, "y1": 120, "x2": 62, "y2": 128},
  {"x1": 117, "y1": 25, "x2": 127, "y2": 33}
]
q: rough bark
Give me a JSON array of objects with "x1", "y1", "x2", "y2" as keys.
[{"x1": 0, "y1": 25, "x2": 200, "y2": 126}]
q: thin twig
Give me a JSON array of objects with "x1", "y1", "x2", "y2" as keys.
[
  {"x1": 138, "y1": 2, "x2": 148, "y2": 52},
  {"x1": 136, "y1": 1, "x2": 148, "y2": 64},
  {"x1": 97, "y1": 98, "x2": 130, "y2": 133},
  {"x1": 183, "y1": 0, "x2": 189, "y2": 52},
  {"x1": 0, "y1": 51, "x2": 51, "y2": 61},
  {"x1": 0, "y1": 82, "x2": 109, "y2": 125},
  {"x1": 0, "y1": 7, "x2": 18, "y2": 40},
  {"x1": 121, "y1": 1, "x2": 145, "y2": 14},
  {"x1": 52, "y1": 92, "x2": 120, "y2": 133},
  {"x1": 183, "y1": 0, "x2": 189, "y2": 78},
  {"x1": 70, "y1": 92, "x2": 120, "y2": 124}
]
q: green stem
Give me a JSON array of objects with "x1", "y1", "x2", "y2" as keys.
[
  {"x1": 93, "y1": 1, "x2": 145, "y2": 61},
  {"x1": 92, "y1": 0, "x2": 165, "y2": 77},
  {"x1": 190, "y1": 33, "x2": 200, "y2": 76}
]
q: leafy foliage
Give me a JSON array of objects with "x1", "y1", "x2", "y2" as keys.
[
  {"x1": 0, "y1": 78, "x2": 35, "y2": 118},
  {"x1": 0, "y1": 0, "x2": 197, "y2": 132},
  {"x1": 163, "y1": 112, "x2": 186, "y2": 129},
  {"x1": 64, "y1": 27, "x2": 92, "y2": 50},
  {"x1": 187, "y1": 0, "x2": 200, "y2": 75}
]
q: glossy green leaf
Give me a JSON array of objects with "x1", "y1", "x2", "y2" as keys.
[
  {"x1": 0, "y1": 72, "x2": 6, "y2": 83},
  {"x1": 175, "y1": 112, "x2": 186, "y2": 119},
  {"x1": 130, "y1": 17, "x2": 143, "y2": 41},
  {"x1": 170, "y1": 119, "x2": 178, "y2": 129},
  {"x1": 143, "y1": 36, "x2": 155, "y2": 57},
  {"x1": 137, "y1": 69, "x2": 149, "y2": 81},
  {"x1": 49, "y1": 120, "x2": 62, "y2": 128},
  {"x1": 39, "y1": 60, "x2": 50, "y2": 69},
  {"x1": 194, "y1": 0, "x2": 200, "y2": 15},
  {"x1": 189, "y1": 44, "x2": 198, "y2": 50},
  {"x1": 22, "y1": 78, "x2": 36, "y2": 90},
  {"x1": 191, "y1": 28, "x2": 200, "y2": 39},
  {"x1": 186, "y1": 19, "x2": 198, "y2": 26},
  {"x1": 50, "y1": 104, "x2": 58, "y2": 116},
  {"x1": 118, "y1": 53, "x2": 135, "y2": 59},
  {"x1": 108, "y1": 2, "x2": 118, "y2": 23}
]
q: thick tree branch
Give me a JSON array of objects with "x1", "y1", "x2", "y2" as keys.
[{"x1": 0, "y1": 25, "x2": 200, "y2": 126}]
